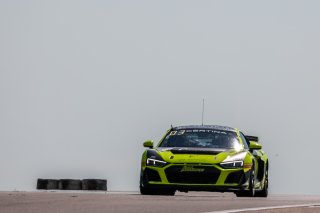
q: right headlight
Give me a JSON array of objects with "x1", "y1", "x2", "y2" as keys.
[
  {"x1": 220, "y1": 152, "x2": 246, "y2": 169},
  {"x1": 220, "y1": 160, "x2": 244, "y2": 169}
]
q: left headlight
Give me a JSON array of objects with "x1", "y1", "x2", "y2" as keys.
[
  {"x1": 220, "y1": 160, "x2": 243, "y2": 169},
  {"x1": 146, "y1": 150, "x2": 167, "y2": 167},
  {"x1": 146, "y1": 158, "x2": 167, "y2": 167}
]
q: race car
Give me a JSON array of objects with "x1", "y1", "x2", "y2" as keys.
[{"x1": 140, "y1": 125, "x2": 269, "y2": 197}]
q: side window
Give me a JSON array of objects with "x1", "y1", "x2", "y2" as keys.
[{"x1": 239, "y1": 132, "x2": 249, "y2": 150}]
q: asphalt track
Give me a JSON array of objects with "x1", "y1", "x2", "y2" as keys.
[{"x1": 1, "y1": 191, "x2": 320, "y2": 213}]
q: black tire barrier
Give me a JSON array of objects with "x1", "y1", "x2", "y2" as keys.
[
  {"x1": 46, "y1": 179, "x2": 59, "y2": 190},
  {"x1": 37, "y1": 179, "x2": 48, "y2": 190},
  {"x1": 82, "y1": 179, "x2": 107, "y2": 191},
  {"x1": 58, "y1": 179, "x2": 82, "y2": 190},
  {"x1": 37, "y1": 178, "x2": 107, "y2": 191}
]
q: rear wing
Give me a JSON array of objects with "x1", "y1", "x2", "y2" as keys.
[{"x1": 245, "y1": 135, "x2": 259, "y2": 142}]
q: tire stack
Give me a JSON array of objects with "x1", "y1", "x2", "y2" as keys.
[
  {"x1": 37, "y1": 179, "x2": 107, "y2": 191},
  {"x1": 58, "y1": 179, "x2": 82, "y2": 190},
  {"x1": 82, "y1": 179, "x2": 107, "y2": 191}
]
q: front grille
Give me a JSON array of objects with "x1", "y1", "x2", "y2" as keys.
[
  {"x1": 225, "y1": 171, "x2": 245, "y2": 184},
  {"x1": 145, "y1": 168, "x2": 161, "y2": 182},
  {"x1": 165, "y1": 165, "x2": 220, "y2": 184}
]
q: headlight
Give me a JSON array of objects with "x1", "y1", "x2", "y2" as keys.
[
  {"x1": 146, "y1": 158, "x2": 167, "y2": 167},
  {"x1": 146, "y1": 149, "x2": 167, "y2": 167},
  {"x1": 220, "y1": 152, "x2": 246, "y2": 169},
  {"x1": 220, "y1": 160, "x2": 243, "y2": 169}
]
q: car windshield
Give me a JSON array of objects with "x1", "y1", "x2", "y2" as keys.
[{"x1": 159, "y1": 129, "x2": 241, "y2": 149}]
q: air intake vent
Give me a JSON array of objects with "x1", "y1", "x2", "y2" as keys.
[
  {"x1": 170, "y1": 148, "x2": 225, "y2": 155},
  {"x1": 165, "y1": 165, "x2": 220, "y2": 184}
]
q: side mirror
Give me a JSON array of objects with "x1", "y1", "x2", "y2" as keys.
[
  {"x1": 249, "y1": 141, "x2": 262, "y2": 150},
  {"x1": 143, "y1": 140, "x2": 154, "y2": 148}
]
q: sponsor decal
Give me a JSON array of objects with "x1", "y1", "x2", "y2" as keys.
[
  {"x1": 186, "y1": 129, "x2": 227, "y2": 134},
  {"x1": 180, "y1": 166, "x2": 205, "y2": 172},
  {"x1": 169, "y1": 129, "x2": 228, "y2": 135}
]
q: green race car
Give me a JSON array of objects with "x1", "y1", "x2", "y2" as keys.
[{"x1": 140, "y1": 125, "x2": 269, "y2": 197}]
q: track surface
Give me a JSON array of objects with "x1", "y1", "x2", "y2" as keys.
[{"x1": 0, "y1": 191, "x2": 320, "y2": 213}]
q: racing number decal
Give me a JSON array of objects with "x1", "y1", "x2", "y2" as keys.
[
  {"x1": 170, "y1": 130, "x2": 185, "y2": 136},
  {"x1": 169, "y1": 131, "x2": 177, "y2": 136},
  {"x1": 177, "y1": 130, "x2": 185, "y2": 135}
]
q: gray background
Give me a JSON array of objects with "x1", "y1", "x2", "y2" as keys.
[{"x1": 0, "y1": 1, "x2": 319, "y2": 194}]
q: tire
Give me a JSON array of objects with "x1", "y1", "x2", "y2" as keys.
[
  {"x1": 140, "y1": 173, "x2": 175, "y2": 196},
  {"x1": 235, "y1": 168, "x2": 255, "y2": 197},
  {"x1": 46, "y1": 179, "x2": 59, "y2": 190},
  {"x1": 37, "y1": 179, "x2": 48, "y2": 190},
  {"x1": 59, "y1": 179, "x2": 82, "y2": 190},
  {"x1": 248, "y1": 169, "x2": 256, "y2": 197},
  {"x1": 82, "y1": 179, "x2": 107, "y2": 191},
  {"x1": 140, "y1": 185, "x2": 154, "y2": 195},
  {"x1": 256, "y1": 165, "x2": 268, "y2": 197}
]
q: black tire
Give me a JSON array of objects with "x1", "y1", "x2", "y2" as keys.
[
  {"x1": 248, "y1": 169, "x2": 256, "y2": 197},
  {"x1": 140, "y1": 185, "x2": 154, "y2": 195},
  {"x1": 46, "y1": 179, "x2": 59, "y2": 190},
  {"x1": 59, "y1": 179, "x2": 82, "y2": 190},
  {"x1": 140, "y1": 173, "x2": 175, "y2": 196},
  {"x1": 256, "y1": 165, "x2": 268, "y2": 197},
  {"x1": 37, "y1": 179, "x2": 48, "y2": 190},
  {"x1": 82, "y1": 179, "x2": 107, "y2": 191},
  {"x1": 235, "y1": 168, "x2": 255, "y2": 197}
]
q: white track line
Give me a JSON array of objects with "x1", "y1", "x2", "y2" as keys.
[{"x1": 202, "y1": 203, "x2": 320, "y2": 213}]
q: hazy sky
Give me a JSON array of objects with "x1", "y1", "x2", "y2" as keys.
[{"x1": 1, "y1": 1, "x2": 320, "y2": 194}]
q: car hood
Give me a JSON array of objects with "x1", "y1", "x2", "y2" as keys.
[{"x1": 156, "y1": 147, "x2": 246, "y2": 164}]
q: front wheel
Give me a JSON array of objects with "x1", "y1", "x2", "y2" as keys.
[
  {"x1": 235, "y1": 168, "x2": 255, "y2": 197},
  {"x1": 140, "y1": 174, "x2": 175, "y2": 196},
  {"x1": 248, "y1": 169, "x2": 256, "y2": 197},
  {"x1": 140, "y1": 185, "x2": 153, "y2": 195},
  {"x1": 256, "y1": 166, "x2": 268, "y2": 197}
]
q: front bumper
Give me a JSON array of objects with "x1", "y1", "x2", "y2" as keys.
[{"x1": 141, "y1": 163, "x2": 251, "y2": 192}]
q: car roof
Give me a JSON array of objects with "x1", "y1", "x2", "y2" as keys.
[{"x1": 172, "y1": 125, "x2": 236, "y2": 132}]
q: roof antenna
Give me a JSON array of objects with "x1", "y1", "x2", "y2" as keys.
[{"x1": 201, "y1": 98, "x2": 205, "y2": 126}]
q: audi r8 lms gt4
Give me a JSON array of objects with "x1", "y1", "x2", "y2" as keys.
[{"x1": 140, "y1": 125, "x2": 269, "y2": 197}]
